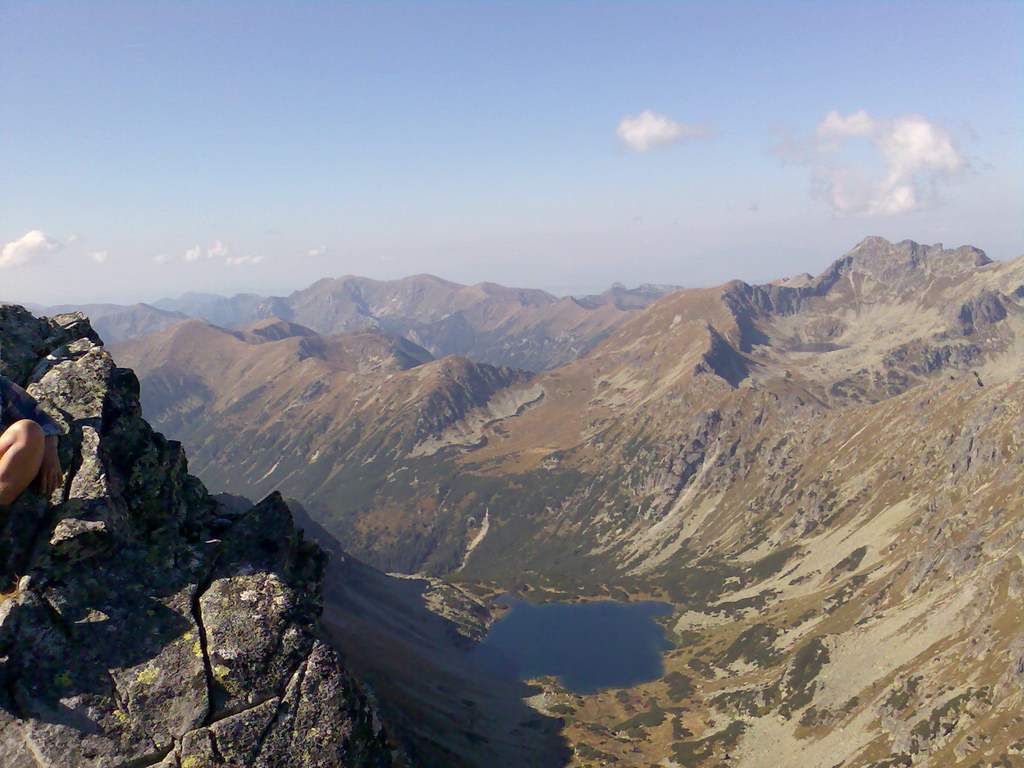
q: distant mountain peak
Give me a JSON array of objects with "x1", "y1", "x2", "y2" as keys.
[
  {"x1": 241, "y1": 317, "x2": 318, "y2": 343},
  {"x1": 575, "y1": 282, "x2": 681, "y2": 311},
  {"x1": 840, "y1": 236, "x2": 991, "y2": 283}
]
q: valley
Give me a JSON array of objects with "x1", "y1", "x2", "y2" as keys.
[{"x1": 104, "y1": 236, "x2": 1024, "y2": 767}]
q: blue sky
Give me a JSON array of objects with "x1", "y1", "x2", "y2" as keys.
[{"x1": 1, "y1": 1, "x2": 1021, "y2": 304}]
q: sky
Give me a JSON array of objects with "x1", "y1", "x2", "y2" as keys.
[{"x1": 1, "y1": 0, "x2": 1021, "y2": 305}]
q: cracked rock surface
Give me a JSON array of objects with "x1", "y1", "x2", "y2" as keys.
[{"x1": 0, "y1": 306, "x2": 395, "y2": 767}]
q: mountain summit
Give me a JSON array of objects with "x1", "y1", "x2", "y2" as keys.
[{"x1": 842, "y1": 235, "x2": 990, "y2": 281}]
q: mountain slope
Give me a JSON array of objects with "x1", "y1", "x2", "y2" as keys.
[
  {"x1": 434, "y1": 237, "x2": 1024, "y2": 767},
  {"x1": 112, "y1": 319, "x2": 540, "y2": 574},
  {"x1": 266, "y1": 274, "x2": 673, "y2": 370},
  {"x1": 153, "y1": 291, "x2": 271, "y2": 327},
  {"x1": 275, "y1": 501, "x2": 572, "y2": 768},
  {"x1": 105, "y1": 237, "x2": 1024, "y2": 766}
]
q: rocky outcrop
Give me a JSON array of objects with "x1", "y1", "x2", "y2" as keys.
[{"x1": 0, "y1": 306, "x2": 395, "y2": 767}]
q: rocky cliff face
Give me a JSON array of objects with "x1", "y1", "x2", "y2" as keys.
[{"x1": 0, "y1": 307, "x2": 396, "y2": 767}]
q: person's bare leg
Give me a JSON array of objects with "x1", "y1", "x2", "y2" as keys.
[{"x1": 0, "y1": 420, "x2": 45, "y2": 505}]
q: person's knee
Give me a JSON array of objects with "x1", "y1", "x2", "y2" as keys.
[{"x1": 7, "y1": 420, "x2": 45, "y2": 450}]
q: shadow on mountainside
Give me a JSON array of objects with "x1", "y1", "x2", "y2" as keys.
[{"x1": 282, "y1": 499, "x2": 572, "y2": 768}]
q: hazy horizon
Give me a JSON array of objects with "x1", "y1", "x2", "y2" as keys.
[
  {"x1": 3, "y1": 232, "x2": 1016, "y2": 312},
  {"x1": 2, "y1": 1, "x2": 1021, "y2": 305}
]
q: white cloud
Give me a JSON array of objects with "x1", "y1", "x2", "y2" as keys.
[
  {"x1": 225, "y1": 254, "x2": 265, "y2": 266},
  {"x1": 307, "y1": 246, "x2": 327, "y2": 257},
  {"x1": 208, "y1": 240, "x2": 230, "y2": 259},
  {"x1": 184, "y1": 242, "x2": 226, "y2": 262},
  {"x1": 780, "y1": 110, "x2": 969, "y2": 217},
  {"x1": 616, "y1": 110, "x2": 710, "y2": 152},
  {"x1": 186, "y1": 240, "x2": 232, "y2": 262},
  {"x1": 817, "y1": 109, "x2": 875, "y2": 140},
  {"x1": 153, "y1": 254, "x2": 171, "y2": 265},
  {"x1": 89, "y1": 250, "x2": 108, "y2": 264},
  {"x1": 0, "y1": 230, "x2": 64, "y2": 269},
  {"x1": 183, "y1": 240, "x2": 261, "y2": 265}
]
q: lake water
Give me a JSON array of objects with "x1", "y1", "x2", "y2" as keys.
[{"x1": 467, "y1": 597, "x2": 674, "y2": 694}]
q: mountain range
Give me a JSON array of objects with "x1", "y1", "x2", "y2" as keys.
[
  {"x1": 34, "y1": 276, "x2": 678, "y2": 371},
  {"x1": 108, "y1": 236, "x2": 1024, "y2": 766},
  {"x1": 6, "y1": 235, "x2": 1022, "y2": 766},
  {"x1": 0, "y1": 301, "x2": 570, "y2": 768}
]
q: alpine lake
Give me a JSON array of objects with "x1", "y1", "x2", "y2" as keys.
[{"x1": 467, "y1": 596, "x2": 675, "y2": 694}]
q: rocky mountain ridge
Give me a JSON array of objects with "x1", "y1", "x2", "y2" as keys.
[
  {"x1": 442, "y1": 237, "x2": 1024, "y2": 767},
  {"x1": 0, "y1": 307, "x2": 399, "y2": 767}
]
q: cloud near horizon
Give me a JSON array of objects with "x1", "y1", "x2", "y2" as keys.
[
  {"x1": 225, "y1": 254, "x2": 265, "y2": 266},
  {"x1": 183, "y1": 240, "x2": 263, "y2": 266},
  {"x1": 616, "y1": 110, "x2": 710, "y2": 152},
  {"x1": 89, "y1": 250, "x2": 108, "y2": 264},
  {"x1": 778, "y1": 110, "x2": 969, "y2": 217},
  {"x1": 0, "y1": 230, "x2": 64, "y2": 269},
  {"x1": 184, "y1": 241, "x2": 230, "y2": 263}
]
